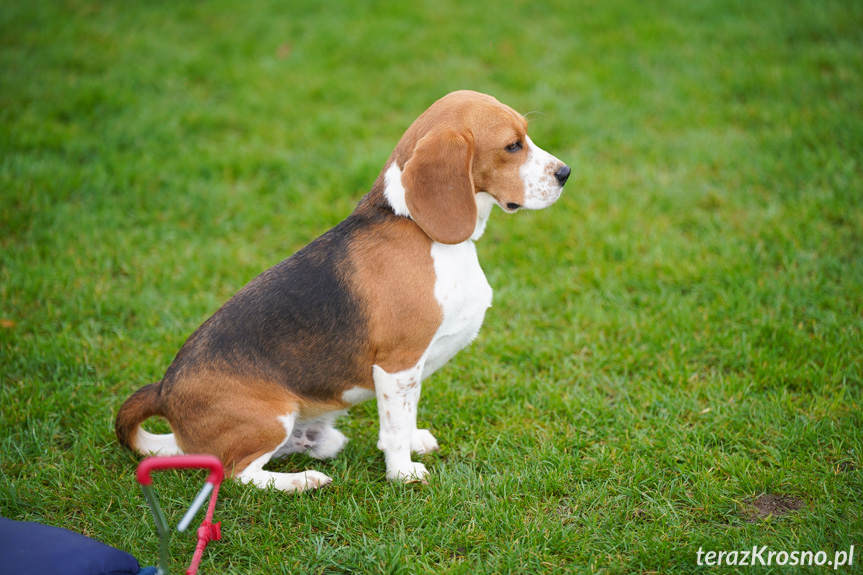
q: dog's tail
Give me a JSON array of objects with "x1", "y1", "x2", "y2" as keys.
[{"x1": 115, "y1": 381, "x2": 182, "y2": 456}]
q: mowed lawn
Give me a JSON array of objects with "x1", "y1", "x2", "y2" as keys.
[{"x1": 1, "y1": 1, "x2": 861, "y2": 573}]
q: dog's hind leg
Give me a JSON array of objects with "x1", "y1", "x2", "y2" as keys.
[{"x1": 234, "y1": 412, "x2": 333, "y2": 493}]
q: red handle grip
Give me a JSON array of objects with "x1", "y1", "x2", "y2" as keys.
[{"x1": 136, "y1": 455, "x2": 224, "y2": 487}]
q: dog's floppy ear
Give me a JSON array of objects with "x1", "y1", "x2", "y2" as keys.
[{"x1": 402, "y1": 128, "x2": 477, "y2": 245}]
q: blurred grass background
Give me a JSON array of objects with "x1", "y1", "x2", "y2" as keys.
[{"x1": 1, "y1": 1, "x2": 861, "y2": 573}]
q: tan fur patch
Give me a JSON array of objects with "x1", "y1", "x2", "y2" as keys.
[{"x1": 348, "y1": 216, "x2": 441, "y2": 374}]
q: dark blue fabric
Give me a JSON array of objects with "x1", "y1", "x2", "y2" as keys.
[{"x1": 0, "y1": 517, "x2": 143, "y2": 574}]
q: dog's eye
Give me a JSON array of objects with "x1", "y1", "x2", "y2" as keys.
[{"x1": 505, "y1": 140, "x2": 522, "y2": 152}]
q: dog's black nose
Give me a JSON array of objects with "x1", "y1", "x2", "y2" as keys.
[{"x1": 555, "y1": 165, "x2": 571, "y2": 186}]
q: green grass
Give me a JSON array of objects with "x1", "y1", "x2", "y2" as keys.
[{"x1": 2, "y1": 0, "x2": 862, "y2": 573}]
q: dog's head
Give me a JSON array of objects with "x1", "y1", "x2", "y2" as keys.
[{"x1": 389, "y1": 90, "x2": 570, "y2": 244}]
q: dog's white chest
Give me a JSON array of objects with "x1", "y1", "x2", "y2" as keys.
[{"x1": 422, "y1": 240, "x2": 493, "y2": 378}]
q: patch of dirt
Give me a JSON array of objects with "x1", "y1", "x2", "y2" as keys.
[
  {"x1": 448, "y1": 546, "x2": 468, "y2": 560},
  {"x1": 744, "y1": 493, "x2": 805, "y2": 523}
]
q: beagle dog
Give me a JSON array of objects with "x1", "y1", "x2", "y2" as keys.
[{"x1": 116, "y1": 90, "x2": 570, "y2": 491}]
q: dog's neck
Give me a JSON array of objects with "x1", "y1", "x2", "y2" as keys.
[
  {"x1": 471, "y1": 192, "x2": 495, "y2": 241},
  {"x1": 359, "y1": 162, "x2": 493, "y2": 244}
]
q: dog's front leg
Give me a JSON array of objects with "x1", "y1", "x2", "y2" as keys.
[{"x1": 373, "y1": 364, "x2": 431, "y2": 482}]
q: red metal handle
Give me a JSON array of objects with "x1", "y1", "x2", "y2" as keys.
[{"x1": 136, "y1": 455, "x2": 224, "y2": 487}]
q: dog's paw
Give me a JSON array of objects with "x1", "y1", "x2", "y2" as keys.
[
  {"x1": 239, "y1": 469, "x2": 333, "y2": 493},
  {"x1": 309, "y1": 428, "x2": 348, "y2": 460},
  {"x1": 411, "y1": 429, "x2": 440, "y2": 455},
  {"x1": 386, "y1": 461, "x2": 429, "y2": 483},
  {"x1": 290, "y1": 470, "x2": 333, "y2": 493}
]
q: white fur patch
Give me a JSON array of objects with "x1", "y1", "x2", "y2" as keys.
[
  {"x1": 342, "y1": 386, "x2": 376, "y2": 405},
  {"x1": 383, "y1": 163, "x2": 411, "y2": 217},
  {"x1": 423, "y1": 239, "x2": 493, "y2": 379},
  {"x1": 520, "y1": 135, "x2": 564, "y2": 209},
  {"x1": 472, "y1": 192, "x2": 496, "y2": 241},
  {"x1": 135, "y1": 428, "x2": 183, "y2": 456}
]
